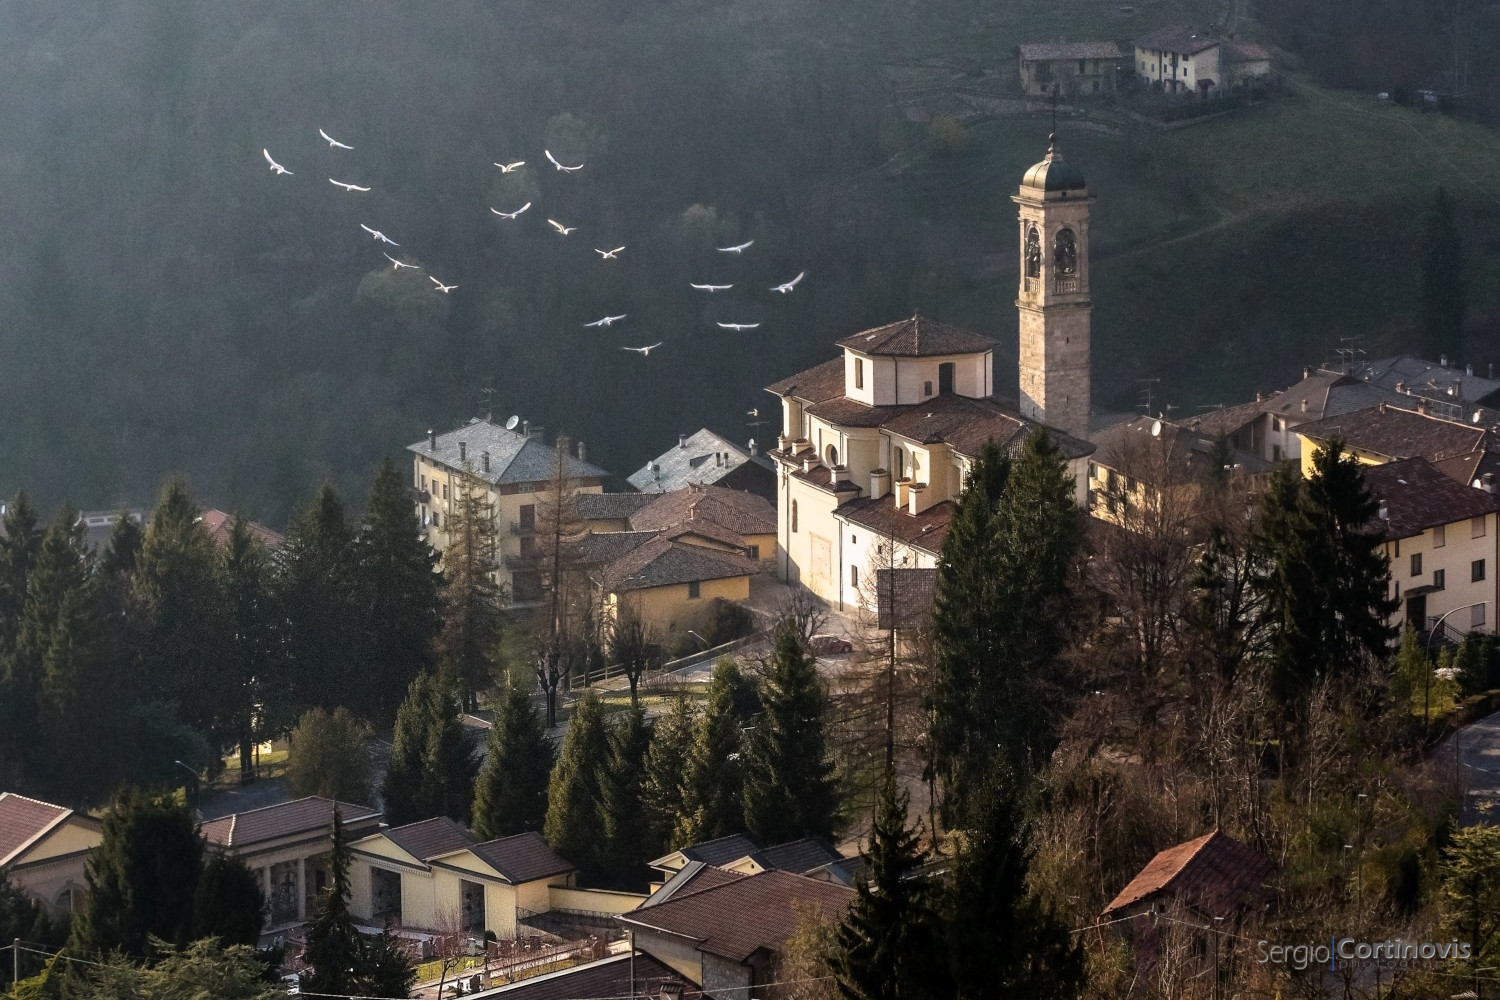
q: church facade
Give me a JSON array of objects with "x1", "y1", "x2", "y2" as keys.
[{"x1": 763, "y1": 137, "x2": 1097, "y2": 610}]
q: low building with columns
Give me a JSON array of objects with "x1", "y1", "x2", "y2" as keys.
[
  {"x1": 201, "y1": 797, "x2": 382, "y2": 928},
  {"x1": 0, "y1": 793, "x2": 103, "y2": 918},
  {"x1": 763, "y1": 136, "x2": 1097, "y2": 610}
]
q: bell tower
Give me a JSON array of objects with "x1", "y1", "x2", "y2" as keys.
[{"x1": 1013, "y1": 134, "x2": 1093, "y2": 440}]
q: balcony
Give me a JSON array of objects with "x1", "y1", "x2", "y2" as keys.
[
  {"x1": 1023, "y1": 277, "x2": 1037, "y2": 293},
  {"x1": 416, "y1": 490, "x2": 431, "y2": 504},
  {"x1": 509, "y1": 521, "x2": 537, "y2": 536},
  {"x1": 1055, "y1": 276, "x2": 1079, "y2": 293}
]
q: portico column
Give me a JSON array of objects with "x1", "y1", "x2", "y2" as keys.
[
  {"x1": 296, "y1": 858, "x2": 307, "y2": 921},
  {"x1": 260, "y1": 867, "x2": 272, "y2": 916}
]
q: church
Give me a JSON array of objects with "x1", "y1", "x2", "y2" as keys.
[{"x1": 763, "y1": 135, "x2": 1097, "y2": 609}]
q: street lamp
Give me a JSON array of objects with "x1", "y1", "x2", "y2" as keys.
[
  {"x1": 686, "y1": 630, "x2": 711, "y2": 651},
  {"x1": 173, "y1": 760, "x2": 200, "y2": 807},
  {"x1": 1424, "y1": 604, "x2": 1482, "y2": 726}
]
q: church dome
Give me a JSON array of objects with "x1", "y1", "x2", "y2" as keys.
[{"x1": 1021, "y1": 134, "x2": 1086, "y2": 194}]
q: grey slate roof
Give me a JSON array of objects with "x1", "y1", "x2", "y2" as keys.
[
  {"x1": 598, "y1": 537, "x2": 758, "y2": 593},
  {"x1": 627, "y1": 428, "x2": 772, "y2": 495},
  {"x1": 640, "y1": 860, "x2": 747, "y2": 908},
  {"x1": 1363, "y1": 457, "x2": 1500, "y2": 539},
  {"x1": 751, "y1": 838, "x2": 845, "y2": 874},
  {"x1": 629, "y1": 485, "x2": 777, "y2": 537},
  {"x1": 1019, "y1": 41, "x2": 1126, "y2": 61},
  {"x1": 651, "y1": 833, "x2": 761, "y2": 871},
  {"x1": 765, "y1": 357, "x2": 847, "y2": 404},
  {"x1": 408, "y1": 417, "x2": 608, "y2": 487},
  {"x1": 575, "y1": 492, "x2": 658, "y2": 522},
  {"x1": 1135, "y1": 25, "x2": 1221, "y2": 55},
  {"x1": 1345, "y1": 355, "x2": 1500, "y2": 407},
  {"x1": 1295, "y1": 404, "x2": 1488, "y2": 463}
]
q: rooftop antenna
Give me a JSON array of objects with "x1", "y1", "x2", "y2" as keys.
[
  {"x1": 1136, "y1": 378, "x2": 1161, "y2": 418},
  {"x1": 477, "y1": 382, "x2": 495, "y2": 422}
]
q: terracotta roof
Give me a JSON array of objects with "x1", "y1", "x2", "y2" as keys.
[
  {"x1": 1434, "y1": 449, "x2": 1500, "y2": 489},
  {"x1": 383, "y1": 817, "x2": 476, "y2": 863},
  {"x1": 598, "y1": 537, "x2": 758, "y2": 594},
  {"x1": 800, "y1": 392, "x2": 1092, "y2": 462},
  {"x1": 575, "y1": 493, "x2": 658, "y2": 522},
  {"x1": 200, "y1": 797, "x2": 380, "y2": 849},
  {"x1": 1295, "y1": 404, "x2": 1487, "y2": 464},
  {"x1": 1190, "y1": 398, "x2": 1268, "y2": 438},
  {"x1": 469, "y1": 952, "x2": 698, "y2": 1000},
  {"x1": 1019, "y1": 41, "x2": 1126, "y2": 61},
  {"x1": 1102, "y1": 830, "x2": 1274, "y2": 919},
  {"x1": 0, "y1": 793, "x2": 71, "y2": 867},
  {"x1": 874, "y1": 568, "x2": 938, "y2": 630},
  {"x1": 199, "y1": 509, "x2": 284, "y2": 551},
  {"x1": 656, "y1": 520, "x2": 753, "y2": 552},
  {"x1": 575, "y1": 530, "x2": 659, "y2": 567},
  {"x1": 1135, "y1": 26, "x2": 1221, "y2": 55},
  {"x1": 835, "y1": 316, "x2": 995, "y2": 358},
  {"x1": 651, "y1": 834, "x2": 761, "y2": 871},
  {"x1": 622, "y1": 870, "x2": 855, "y2": 963},
  {"x1": 630, "y1": 485, "x2": 777, "y2": 538},
  {"x1": 836, "y1": 497, "x2": 955, "y2": 557},
  {"x1": 464, "y1": 832, "x2": 575, "y2": 885},
  {"x1": 408, "y1": 417, "x2": 609, "y2": 486},
  {"x1": 627, "y1": 428, "x2": 772, "y2": 495},
  {"x1": 1363, "y1": 458, "x2": 1500, "y2": 540},
  {"x1": 765, "y1": 358, "x2": 847, "y2": 404}
]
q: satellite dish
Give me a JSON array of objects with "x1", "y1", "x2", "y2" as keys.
[
  {"x1": 1150, "y1": 419, "x2": 1163, "y2": 437},
  {"x1": 1475, "y1": 411, "x2": 1484, "y2": 424},
  {"x1": 504, "y1": 415, "x2": 520, "y2": 431}
]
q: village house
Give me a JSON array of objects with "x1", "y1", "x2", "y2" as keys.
[
  {"x1": 647, "y1": 834, "x2": 844, "y2": 887},
  {"x1": 0, "y1": 793, "x2": 103, "y2": 918},
  {"x1": 627, "y1": 428, "x2": 775, "y2": 501},
  {"x1": 1292, "y1": 401, "x2": 1496, "y2": 480},
  {"x1": 1017, "y1": 41, "x2": 1127, "y2": 97},
  {"x1": 1086, "y1": 415, "x2": 1271, "y2": 524},
  {"x1": 1133, "y1": 26, "x2": 1270, "y2": 96},
  {"x1": 576, "y1": 529, "x2": 759, "y2": 637},
  {"x1": 409, "y1": 417, "x2": 608, "y2": 604},
  {"x1": 765, "y1": 136, "x2": 1097, "y2": 610},
  {"x1": 200, "y1": 797, "x2": 383, "y2": 927}
]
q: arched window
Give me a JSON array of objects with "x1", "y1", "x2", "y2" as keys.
[
  {"x1": 1024, "y1": 225, "x2": 1041, "y2": 278},
  {"x1": 826, "y1": 444, "x2": 839, "y2": 467},
  {"x1": 791, "y1": 499, "x2": 799, "y2": 533},
  {"x1": 1054, "y1": 228, "x2": 1078, "y2": 275}
]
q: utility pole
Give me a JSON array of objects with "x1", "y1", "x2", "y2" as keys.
[{"x1": 12, "y1": 937, "x2": 19, "y2": 989}]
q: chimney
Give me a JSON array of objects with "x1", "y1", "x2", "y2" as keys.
[
  {"x1": 428, "y1": 428, "x2": 436, "y2": 451},
  {"x1": 869, "y1": 468, "x2": 891, "y2": 500},
  {"x1": 481, "y1": 450, "x2": 490, "y2": 473},
  {"x1": 804, "y1": 457, "x2": 815, "y2": 475},
  {"x1": 829, "y1": 464, "x2": 851, "y2": 487},
  {"x1": 748, "y1": 438, "x2": 758, "y2": 456},
  {"x1": 521, "y1": 419, "x2": 530, "y2": 437},
  {"x1": 1468, "y1": 363, "x2": 1475, "y2": 376},
  {"x1": 1300, "y1": 398, "x2": 1307, "y2": 413},
  {"x1": 1486, "y1": 473, "x2": 1497, "y2": 494},
  {"x1": 908, "y1": 483, "x2": 931, "y2": 515},
  {"x1": 1255, "y1": 392, "x2": 1263, "y2": 403},
  {"x1": 894, "y1": 477, "x2": 913, "y2": 509},
  {"x1": 1303, "y1": 366, "x2": 1311, "y2": 379},
  {"x1": 652, "y1": 461, "x2": 660, "y2": 480},
  {"x1": 459, "y1": 441, "x2": 467, "y2": 463},
  {"x1": 716, "y1": 452, "x2": 723, "y2": 467},
  {"x1": 576, "y1": 440, "x2": 587, "y2": 463},
  {"x1": 1378, "y1": 401, "x2": 1388, "y2": 415},
  {"x1": 1395, "y1": 381, "x2": 1405, "y2": 394},
  {"x1": 776, "y1": 434, "x2": 792, "y2": 452},
  {"x1": 1441, "y1": 354, "x2": 1449, "y2": 368},
  {"x1": 1377, "y1": 498, "x2": 1388, "y2": 520},
  {"x1": 1417, "y1": 398, "x2": 1430, "y2": 415},
  {"x1": 679, "y1": 434, "x2": 688, "y2": 449}
]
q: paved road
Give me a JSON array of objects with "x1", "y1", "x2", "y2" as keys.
[{"x1": 1448, "y1": 708, "x2": 1500, "y2": 825}]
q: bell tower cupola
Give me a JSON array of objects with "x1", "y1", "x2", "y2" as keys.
[{"x1": 1013, "y1": 133, "x2": 1093, "y2": 440}]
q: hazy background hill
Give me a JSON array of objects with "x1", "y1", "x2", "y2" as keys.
[{"x1": 2, "y1": 0, "x2": 1498, "y2": 524}]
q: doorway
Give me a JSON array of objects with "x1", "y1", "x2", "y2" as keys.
[{"x1": 938, "y1": 363, "x2": 955, "y2": 395}]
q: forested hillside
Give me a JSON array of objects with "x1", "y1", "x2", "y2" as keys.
[{"x1": 2, "y1": 0, "x2": 1498, "y2": 523}]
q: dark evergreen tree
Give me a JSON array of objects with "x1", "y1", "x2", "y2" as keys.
[
  {"x1": 358, "y1": 458, "x2": 442, "y2": 723},
  {"x1": 830, "y1": 773, "x2": 948, "y2": 1000},
  {"x1": 0, "y1": 871, "x2": 58, "y2": 976},
  {"x1": 98, "y1": 509, "x2": 144, "y2": 579},
  {"x1": 945, "y1": 766, "x2": 1083, "y2": 1000},
  {"x1": 276, "y1": 483, "x2": 360, "y2": 714},
  {"x1": 543, "y1": 691, "x2": 609, "y2": 873},
  {"x1": 641, "y1": 695, "x2": 696, "y2": 854},
  {"x1": 1256, "y1": 441, "x2": 1397, "y2": 711},
  {"x1": 0, "y1": 493, "x2": 43, "y2": 791},
  {"x1": 286, "y1": 707, "x2": 373, "y2": 804},
  {"x1": 675, "y1": 661, "x2": 749, "y2": 846},
  {"x1": 743, "y1": 622, "x2": 837, "y2": 843},
  {"x1": 436, "y1": 469, "x2": 503, "y2": 713},
  {"x1": 222, "y1": 514, "x2": 284, "y2": 780},
  {"x1": 135, "y1": 478, "x2": 233, "y2": 754},
  {"x1": 472, "y1": 677, "x2": 553, "y2": 839},
  {"x1": 302, "y1": 811, "x2": 362, "y2": 997},
  {"x1": 928, "y1": 440, "x2": 1009, "y2": 817},
  {"x1": 358, "y1": 928, "x2": 419, "y2": 999},
  {"x1": 0, "y1": 492, "x2": 42, "y2": 643},
  {"x1": 71, "y1": 790, "x2": 205, "y2": 955},
  {"x1": 192, "y1": 851, "x2": 265, "y2": 947},
  {"x1": 597, "y1": 703, "x2": 654, "y2": 887},
  {"x1": 382, "y1": 670, "x2": 478, "y2": 826},
  {"x1": 1419, "y1": 186, "x2": 1467, "y2": 363}
]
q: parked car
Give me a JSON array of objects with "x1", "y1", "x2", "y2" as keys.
[{"x1": 809, "y1": 634, "x2": 853, "y2": 655}]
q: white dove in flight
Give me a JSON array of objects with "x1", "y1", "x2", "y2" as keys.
[
  {"x1": 690, "y1": 283, "x2": 734, "y2": 292},
  {"x1": 493, "y1": 160, "x2": 526, "y2": 172},
  {"x1": 771, "y1": 271, "x2": 806, "y2": 293},
  {"x1": 384, "y1": 253, "x2": 420, "y2": 270},
  {"x1": 717, "y1": 240, "x2": 753, "y2": 253},
  {"x1": 262, "y1": 149, "x2": 292, "y2": 175},
  {"x1": 548, "y1": 219, "x2": 578, "y2": 235},
  {"x1": 360, "y1": 224, "x2": 399, "y2": 245},
  {"x1": 595, "y1": 247, "x2": 626, "y2": 259},
  {"x1": 717, "y1": 322, "x2": 761, "y2": 331},
  {"x1": 319, "y1": 129, "x2": 353, "y2": 150},
  {"x1": 329, "y1": 178, "x2": 370, "y2": 192},
  {"x1": 622, "y1": 343, "x2": 663, "y2": 355},
  {"x1": 491, "y1": 203, "x2": 531, "y2": 220},
  {"x1": 430, "y1": 276, "x2": 457, "y2": 293},
  {"x1": 584, "y1": 314, "x2": 627, "y2": 328},
  {"x1": 544, "y1": 149, "x2": 584, "y2": 172}
]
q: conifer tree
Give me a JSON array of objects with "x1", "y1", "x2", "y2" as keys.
[
  {"x1": 302, "y1": 811, "x2": 362, "y2": 997},
  {"x1": 743, "y1": 622, "x2": 837, "y2": 843},
  {"x1": 98, "y1": 509, "x2": 144, "y2": 579},
  {"x1": 544, "y1": 691, "x2": 609, "y2": 873},
  {"x1": 192, "y1": 851, "x2": 265, "y2": 947},
  {"x1": 358, "y1": 458, "x2": 442, "y2": 723},
  {"x1": 436, "y1": 468, "x2": 503, "y2": 713},
  {"x1": 945, "y1": 766, "x2": 1083, "y2": 1000},
  {"x1": 0, "y1": 493, "x2": 43, "y2": 791},
  {"x1": 597, "y1": 703, "x2": 653, "y2": 887},
  {"x1": 286, "y1": 707, "x2": 373, "y2": 803},
  {"x1": 0, "y1": 491, "x2": 42, "y2": 645},
  {"x1": 383, "y1": 670, "x2": 477, "y2": 825},
  {"x1": 222, "y1": 514, "x2": 284, "y2": 779},
  {"x1": 830, "y1": 773, "x2": 948, "y2": 1000},
  {"x1": 641, "y1": 695, "x2": 696, "y2": 853},
  {"x1": 472, "y1": 677, "x2": 554, "y2": 839},
  {"x1": 276, "y1": 482, "x2": 360, "y2": 714},
  {"x1": 1420, "y1": 186, "x2": 1467, "y2": 363},
  {"x1": 72, "y1": 790, "x2": 206, "y2": 955},
  {"x1": 675, "y1": 661, "x2": 749, "y2": 846}
]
